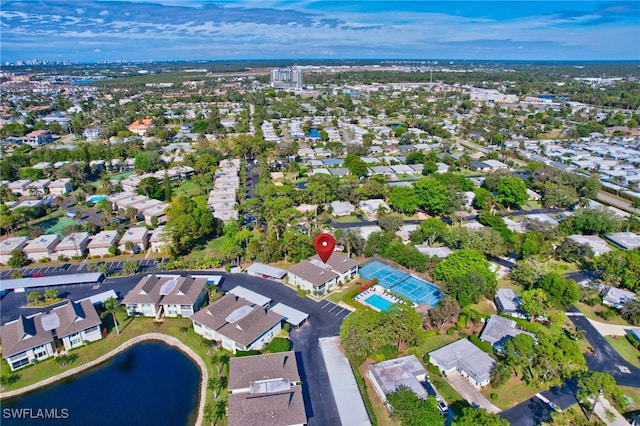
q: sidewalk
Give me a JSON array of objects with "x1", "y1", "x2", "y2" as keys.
[
  {"x1": 593, "y1": 396, "x2": 630, "y2": 426},
  {"x1": 445, "y1": 371, "x2": 501, "y2": 413}
]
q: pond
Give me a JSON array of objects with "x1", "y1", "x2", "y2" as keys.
[{"x1": 2, "y1": 341, "x2": 200, "y2": 426}]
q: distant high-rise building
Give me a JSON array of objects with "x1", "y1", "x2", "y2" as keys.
[{"x1": 270, "y1": 67, "x2": 303, "y2": 90}]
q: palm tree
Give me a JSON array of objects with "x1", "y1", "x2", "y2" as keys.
[{"x1": 104, "y1": 297, "x2": 120, "y2": 335}]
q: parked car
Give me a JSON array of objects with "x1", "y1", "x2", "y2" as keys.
[{"x1": 436, "y1": 398, "x2": 448, "y2": 413}]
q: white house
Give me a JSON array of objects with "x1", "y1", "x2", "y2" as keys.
[
  {"x1": 23, "y1": 234, "x2": 61, "y2": 262},
  {"x1": 49, "y1": 300, "x2": 103, "y2": 350},
  {"x1": 0, "y1": 314, "x2": 55, "y2": 371},
  {"x1": 53, "y1": 232, "x2": 90, "y2": 259},
  {"x1": 48, "y1": 178, "x2": 73, "y2": 196},
  {"x1": 118, "y1": 227, "x2": 149, "y2": 254},
  {"x1": 190, "y1": 293, "x2": 284, "y2": 354},
  {"x1": 0, "y1": 236, "x2": 29, "y2": 264},
  {"x1": 87, "y1": 230, "x2": 119, "y2": 257}
]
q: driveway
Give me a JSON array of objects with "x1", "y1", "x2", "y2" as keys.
[
  {"x1": 585, "y1": 318, "x2": 640, "y2": 337},
  {"x1": 500, "y1": 379, "x2": 579, "y2": 426},
  {"x1": 566, "y1": 306, "x2": 640, "y2": 388},
  {"x1": 445, "y1": 371, "x2": 500, "y2": 413}
]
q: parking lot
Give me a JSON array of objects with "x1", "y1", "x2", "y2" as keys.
[{"x1": 0, "y1": 258, "x2": 168, "y2": 280}]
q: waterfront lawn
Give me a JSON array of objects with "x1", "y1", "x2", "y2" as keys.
[
  {"x1": 0, "y1": 314, "x2": 228, "y2": 420},
  {"x1": 605, "y1": 336, "x2": 640, "y2": 369}
]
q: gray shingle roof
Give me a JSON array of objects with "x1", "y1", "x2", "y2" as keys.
[
  {"x1": 0, "y1": 314, "x2": 53, "y2": 358},
  {"x1": 229, "y1": 351, "x2": 300, "y2": 391}
]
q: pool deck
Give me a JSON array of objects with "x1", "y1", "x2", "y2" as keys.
[{"x1": 354, "y1": 285, "x2": 403, "y2": 311}]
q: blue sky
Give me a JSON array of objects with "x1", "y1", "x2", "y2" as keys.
[{"x1": 1, "y1": 1, "x2": 639, "y2": 63}]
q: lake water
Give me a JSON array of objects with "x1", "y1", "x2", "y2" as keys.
[{"x1": 2, "y1": 341, "x2": 200, "y2": 426}]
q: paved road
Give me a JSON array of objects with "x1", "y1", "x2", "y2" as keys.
[
  {"x1": 566, "y1": 306, "x2": 640, "y2": 388},
  {"x1": 500, "y1": 380, "x2": 578, "y2": 426}
]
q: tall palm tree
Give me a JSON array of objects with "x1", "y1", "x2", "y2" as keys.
[{"x1": 104, "y1": 297, "x2": 120, "y2": 335}]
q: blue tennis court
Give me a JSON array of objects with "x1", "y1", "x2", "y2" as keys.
[{"x1": 359, "y1": 261, "x2": 442, "y2": 306}]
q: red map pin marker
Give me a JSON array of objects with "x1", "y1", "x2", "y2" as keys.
[{"x1": 314, "y1": 233, "x2": 336, "y2": 263}]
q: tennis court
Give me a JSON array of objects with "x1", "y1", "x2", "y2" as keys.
[
  {"x1": 36, "y1": 217, "x2": 81, "y2": 235},
  {"x1": 359, "y1": 261, "x2": 442, "y2": 306}
]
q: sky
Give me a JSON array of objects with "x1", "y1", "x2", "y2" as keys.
[{"x1": 1, "y1": 0, "x2": 639, "y2": 63}]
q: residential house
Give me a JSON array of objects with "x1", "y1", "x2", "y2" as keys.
[
  {"x1": 604, "y1": 232, "x2": 640, "y2": 250},
  {"x1": 494, "y1": 288, "x2": 523, "y2": 317},
  {"x1": 7, "y1": 179, "x2": 32, "y2": 196},
  {"x1": 310, "y1": 252, "x2": 360, "y2": 285},
  {"x1": 330, "y1": 201, "x2": 355, "y2": 217},
  {"x1": 227, "y1": 352, "x2": 307, "y2": 426},
  {"x1": 53, "y1": 232, "x2": 90, "y2": 259},
  {"x1": 602, "y1": 287, "x2": 637, "y2": 309},
  {"x1": 118, "y1": 227, "x2": 149, "y2": 254},
  {"x1": 87, "y1": 230, "x2": 119, "y2": 257},
  {"x1": 23, "y1": 130, "x2": 52, "y2": 147},
  {"x1": 29, "y1": 179, "x2": 51, "y2": 196},
  {"x1": 190, "y1": 293, "x2": 284, "y2": 354},
  {"x1": 415, "y1": 245, "x2": 452, "y2": 259},
  {"x1": 48, "y1": 178, "x2": 73, "y2": 195},
  {"x1": 149, "y1": 226, "x2": 168, "y2": 253},
  {"x1": 127, "y1": 118, "x2": 152, "y2": 136},
  {"x1": 287, "y1": 260, "x2": 339, "y2": 297},
  {"x1": 122, "y1": 274, "x2": 208, "y2": 319},
  {"x1": 23, "y1": 234, "x2": 61, "y2": 262},
  {"x1": 568, "y1": 235, "x2": 611, "y2": 256},
  {"x1": 368, "y1": 355, "x2": 428, "y2": 402},
  {"x1": 49, "y1": 300, "x2": 103, "y2": 350},
  {"x1": 0, "y1": 314, "x2": 55, "y2": 371},
  {"x1": 359, "y1": 199, "x2": 390, "y2": 220},
  {"x1": 479, "y1": 315, "x2": 534, "y2": 348},
  {"x1": 428, "y1": 339, "x2": 496, "y2": 388},
  {"x1": 0, "y1": 236, "x2": 29, "y2": 264}
]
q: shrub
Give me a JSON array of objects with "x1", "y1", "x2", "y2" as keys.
[
  {"x1": 376, "y1": 344, "x2": 400, "y2": 360},
  {"x1": 457, "y1": 314, "x2": 468, "y2": 329},
  {"x1": 491, "y1": 393, "x2": 499, "y2": 400},
  {"x1": 468, "y1": 335, "x2": 493, "y2": 353},
  {"x1": 235, "y1": 350, "x2": 261, "y2": 357},
  {"x1": 597, "y1": 309, "x2": 616, "y2": 321},
  {"x1": 427, "y1": 363, "x2": 440, "y2": 375},
  {"x1": 446, "y1": 327, "x2": 455, "y2": 335}
]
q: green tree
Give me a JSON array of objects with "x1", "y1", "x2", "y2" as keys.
[
  {"x1": 123, "y1": 261, "x2": 139, "y2": 275},
  {"x1": 387, "y1": 386, "x2": 445, "y2": 426},
  {"x1": 433, "y1": 249, "x2": 496, "y2": 307},
  {"x1": 165, "y1": 196, "x2": 220, "y2": 255},
  {"x1": 495, "y1": 176, "x2": 528, "y2": 208},
  {"x1": 577, "y1": 371, "x2": 629, "y2": 420},
  {"x1": 451, "y1": 407, "x2": 510, "y2": 426},
  {"x1": 388, "y1": 186, "x2": 418, "y2": 214},
  {"x1": 44, "y1": 288, "x2": 58, "y2": 302},
  {"x1": 413, "y1": 177, "x2": 452, "y2": 216},
  {"x1": 520, "y1": 288, "x2": 551, "y2": 322},
  {"x1": 27, "y1": 291, "x2": 41, "y2": 304},
  {"x1": 537, "y1": 272, "x2": 580, "y2": 309},
  {"x1": 8, "y1": 249, "x2": 30, "y2": 268}
]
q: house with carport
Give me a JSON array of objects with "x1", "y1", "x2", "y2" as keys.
[
  {"x1": 190, "y1": 293, "x2": 283, "y2": 354},
  {"x1": 428, "y1": 338, "x2": 496, "y2": 388}
]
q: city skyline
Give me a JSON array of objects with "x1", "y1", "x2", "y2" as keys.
[{"x1": 1, "y1": 0, "x2": 639, "y2": 63}]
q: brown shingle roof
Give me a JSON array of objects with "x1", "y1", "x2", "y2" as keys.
[
  {"x1": 190, "y1": 294, "x2": 284, "y2": 348},
  {"x1": 53, "y1": 300, "x2": 102, "y2": 339},
  {"x1": 309, "y1": 252, "x2": 360, "y2": 274},
  {"x1": 287, "y1": 260, "x2": 339, "y2": 287},
  {"x1": 0, "y1": 314, "x2": 53, "y2": 359},
  {"x1": 227, "y1": 386, "x2": 307, "y2": 426},
  {"x1": 229, "y1": 351, "x2": 300, "y2": 390}
]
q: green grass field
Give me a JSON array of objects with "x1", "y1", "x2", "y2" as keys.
[{"x1": 605, "y1": 336, "x2": 640, "y2": 368}]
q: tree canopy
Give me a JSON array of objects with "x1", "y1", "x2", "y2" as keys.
[{"x1": 387, "y1": 386, "x2": 444, "y2": 426}]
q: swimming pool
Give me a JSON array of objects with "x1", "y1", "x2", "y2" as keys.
[
  {"x1": 364, "y1": 294, "x2": 395, "y2": 312},
  {"x1": 86, "y1": 195, "x2": 107, "y2": 204}
]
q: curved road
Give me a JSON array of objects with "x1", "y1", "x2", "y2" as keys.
[{"x1": 566, "y1": 306, "x2": 640, "y2": 388}]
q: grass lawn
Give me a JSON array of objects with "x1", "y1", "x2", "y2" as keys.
[
  {"x1": 416, "y1": 334, "x2": 461, "y2": 357},
  {"x1": 497, "y1": 277, "x2": 523, "y2": 295},
  {"x1": 605, "y1": 336, "x2": 640, "y2": 368},
  {"x1": 359, "y1": 363, "x2": 396, "y2": 426},
  {"x1": 326, "y1": 281, "x2": 368, "y2": 310},
  {"x1": 0, "y1": 312, "x2": 227, "y2": 418},
  {"x1": 109, "y1": 171, "x2": 136, "y2": 180},
  {"x1": 620, "y1": 386, "x2": 640, "y2": 413},
  {"x1": 189, "y1": 237, "x2": 225, "y2": 260},
  {"x1": 332, "y1": 215, "x2": 362, "y2": 223},
  {"x1": 481, "y1": 376, "x2": 545, "y2": 410},
  {"x1": 575, "y1": 302, "x2": 631, "y2": 326},
  {"x1": 176, "y1": 180, "x2": 203, "y2": 198},
  {"x1": 468, "y1": 297, "x2": 497, "y2": 316}
]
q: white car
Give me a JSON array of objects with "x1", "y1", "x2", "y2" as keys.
[{"x1": 436, "y1": 398, "x2": 448, "y2": 413}]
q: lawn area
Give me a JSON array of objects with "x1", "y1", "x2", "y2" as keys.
[
  {"x1": 468, "y1": 297, "x2": 497, "y2": 316},
  {"x1": 109, "y1": 171, "x2": 136, "y2": 180},
  {"x1": 332, "y1": 215, "x2": 362, "y2": 223},
  {"x1": 605, "y1": 336, "x2": 640, "y2": 368},
  {"x1": 0, "y1": 312, "x2": 226, "y2": 417},
  {"x1": 359, "y1": 363, "x2": 395, "y2": 426},
  {"x1": 481, "y1": 375, "x2": 545, "y2": 410},
  {"x1": 497, "y1": 277, "x2": 523, "y2": 296},
  {"x1": 189, "y1": 237, "x2": 225, "y2": 260},
  {"x1": 416, "y1": 334, "x2": 461, "y2": 357},
  {"x1": 620, "y1": 386, "x2": 640, "y2": 413},
  {"x1": 575, "y1": 302, "x2": 631, "y2": 326},
  {"x1": 428, "y1": 374, "x2": 470, "y2": 416},
  {"x1": 326, "y1": 281, "x2": 367, "y2": 310},
  {"x1": 175, "y1": 180, "x2": 203, "y2": 198}
]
